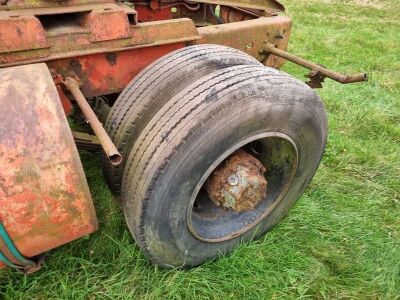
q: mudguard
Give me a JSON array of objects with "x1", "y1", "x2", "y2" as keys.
[{"x1": 0, "y1": 63, "x2": 98, "y2": 271}]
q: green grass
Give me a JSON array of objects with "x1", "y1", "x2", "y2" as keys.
[{"x1": 1, "y1": 0, "x2": 399, "y2": 298}]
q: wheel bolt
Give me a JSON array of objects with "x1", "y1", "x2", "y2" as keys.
[{"x1": 227, "y1": 174, "x2": 239, "y2": 186}]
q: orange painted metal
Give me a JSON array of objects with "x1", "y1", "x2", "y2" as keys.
[
  {"x1": 194, "y1": 16, "x2": 292, "y2": 68},
  {"x1": 0, "y1": 1, "x2": 294, "y2": 271},
  {"x1": 52, "y1": 73, "x2": 74, "y2": 115},
  {"x1": 2, "y1": 0, "x2": 114, "y2": 10},
  {"x1": 0, "y1": 63, "x2": 98, "y2": 269},
  {"x1": 47, "y1": 43, "x2": 185, "y2": 97},
  {"x1": 0, "y1": 16, "x2": 200, "y2": 66},
  {"x1": 0, "y1": 15, "x2": 48, "y2": 53},
  {"x1": 135, "y1": 5, "x2": 172, "y2": 22},
  {"x1": 0, "y1": 2, "x2": 290, "y2": 95},
  {"x1": 84, "y1": 8, "x2": 132, "y2": 42},
  {"x1": 0, "y1": 14, "x2": 288, "y2": 96}
]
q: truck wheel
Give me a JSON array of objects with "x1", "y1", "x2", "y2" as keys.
[
  {"x1": 103, "y1": 45, "x2": 261, "y2": 193},
  {"x1": 122, "y1": 65, "x2": 328, "y2": 267}
]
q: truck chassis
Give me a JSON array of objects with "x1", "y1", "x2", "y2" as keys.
[{"x1": 0, "y1": 0, "x2": 366, "y2": 272}]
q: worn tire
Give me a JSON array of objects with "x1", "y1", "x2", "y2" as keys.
[
  {"x1": 122, "y1": 64, "x2": 328, "y2": 267},
  {"x1": 103, "y1": 45, "x2": 261, "y2": 193}
]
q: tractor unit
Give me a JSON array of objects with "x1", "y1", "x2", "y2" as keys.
[{"x1": 0, "y1": 0, "x2": 366, "y2": 273}]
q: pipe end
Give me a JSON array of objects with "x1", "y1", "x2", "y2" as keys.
[{"x1": 109, "y1": 154, "x2": 122, "y2": 166}]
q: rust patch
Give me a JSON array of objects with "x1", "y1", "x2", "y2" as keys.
[
  {"x1": 0, "y1": 14, "x2": 199, "y2": 66},
  {"x1": 0, "y1": 63, "x2": 97, "y2": 269},
  {"x1": 47, "y1": 43, "x2": 185, "y2": 98},
  {"x1": 194, "y1": 16, "x2": 292, "y2": 68},
  {"x1": 3, "y1": 0, "x2": 113, "y2": 9},
  {"x1": 205, "y1": 150, "x2": 267, "y2": 212},
  {"x1": 263, "y1": 43, "x2": 368, "y2": 86},
  {"x1": 105, "y1": 52, "x2": 117, "y2": 66},
  {"x1": 135, "y1": 4, "x2": 172, "y2": 22},
  {"x1": 84, "y1": 8, "x2": 131, "y2": 42},
  {"x1": 51, "y1": 72, "x2": 73, "y2": 115},
  {"x1": 0, "y1": 15, "x2": 48, "y2": 53}
]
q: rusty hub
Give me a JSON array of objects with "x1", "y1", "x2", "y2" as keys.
[{"x1": 205, "y1": 150, "x2": 267, "y2": 212}]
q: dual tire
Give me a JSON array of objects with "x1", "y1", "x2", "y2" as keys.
[{"x1": 103, "y1": 45, "x2": 328, "y2": 267}]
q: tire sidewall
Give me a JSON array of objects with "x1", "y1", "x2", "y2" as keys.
[
  {"x1": 140, "y1": 81, "x2": 327, "y2": 267},
  {"x1": 103, "y1": 45, "x2": 261, "y2": 192}
]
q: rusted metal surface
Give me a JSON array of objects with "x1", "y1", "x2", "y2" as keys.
[
  {"x1": 0, "y1": 63, "x2": 98, "y2": 269},
  {"x1": 205, "y1": 150, "x2": 267, "y2": 212},
  {"x1": 0, "y1": 16, "x2": 200, "y2": 66},
  {"x1": 0, "y1": 11, "x2": 198, "y2": 96},
  {"x1": 48, "y1": 43, "x2": 185, "y2": 97},
  {"x1": 306, "y1": 69, "x2": 327, "y2": 89},
  {"x1": 0, "y1": 3, "x2": 118, "y2": 16},
  {"x1": 44, "y1": 13, "x2": 289, "y2": 98},
  {"x1": 1, "y1": 0, "x2": 114, "y2": 10},
  {"x1": 187, "y1": 0, "x2": 284, "y2": 12},
  {"x1": 51, "y1": 72, "x2": 74, "y2": 115},
  {"x1": 135, "y1": 4, "x2": 172, "y2": 22},
  {"x1": 0, "y1": 15, "x2": 48, "y2": 53},
  {"x1": 73, "y1": 131, "x2": 101, "y2": 152},
  {"x1": 0, "y1": 2, "x2": 291, "y2": 94},
  {"x1": 84, "y1": 8, "x2": 132, "y2": 42},
  {"x1": 194, "y1": 16, "x2": 291, "y2": 68},
  {"x1": 1, "y1": 0, "x2": 283, "y2": 12},
  {"x1": 64, "y1": 76, "x2": 122, "y2": 165},
  {"x1": 220, "y1": 6, "x2": 262, "y2": 23},
  {"x1": 263, "y1": 43, "x2": 368, "y2": 86}
]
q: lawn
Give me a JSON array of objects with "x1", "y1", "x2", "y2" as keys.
[{"x1": 1, "y1": 0, "x2": 399, "y2": 298}]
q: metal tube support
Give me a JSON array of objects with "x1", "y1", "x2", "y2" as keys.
[
  {"x1": 263, "y1": 43, "x2": 367, "y2": 85},
  {"x1": 64, "y1": 76, "x2": 122, "y2": 166}
]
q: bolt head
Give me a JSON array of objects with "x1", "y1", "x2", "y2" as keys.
[{"x1": 227, "y1": 174, "x2": 239, "y2": 186}]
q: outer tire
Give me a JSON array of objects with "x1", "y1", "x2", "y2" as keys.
[
  {"x1": 121, "y1": 64, "x2": 328, "y2": 267},
  {"x1": 103, "y1": 45, "x2": 261, "y2": 193}
]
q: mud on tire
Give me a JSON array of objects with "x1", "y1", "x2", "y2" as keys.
[
  {"x1": 121, "y1": 64, "x2": 328, "y2": 267},
  {"x1": 102, "y1": 45, "x2": 261, "y2": 193}
]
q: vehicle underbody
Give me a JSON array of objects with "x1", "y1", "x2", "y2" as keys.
[{"x1": 0, "y1": 0, "x2": 366, "y2": 272}]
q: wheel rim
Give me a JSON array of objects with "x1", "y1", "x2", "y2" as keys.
[{"x1": 187, "y1": 132, "x2": 299, "y2": 243}]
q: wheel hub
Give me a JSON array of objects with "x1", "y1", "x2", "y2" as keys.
[{"x1": 205, "y1": 150, "x2": 267, "y2": 212}]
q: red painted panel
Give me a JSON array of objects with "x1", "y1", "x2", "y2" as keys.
[
  {"x1": 0, "y1": 16, "x2": 48, "y2": 53},
  {"x1": 47, "y1": 43, "x2": 185, "y2": 98},
  {"x1": 85, "y1": 9, "x2": 132, "y2": 42},
  {"x1": 135, "y1": 5, "x2": 173, "y2": 22},
  {"x1": 0, "y1": 64, "x2": 97, "y2": 268}
]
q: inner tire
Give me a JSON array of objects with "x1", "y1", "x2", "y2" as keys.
[
  {"x1": 122, "y1": 65, "x2": 328, "y2": 267},
  {"x1": 103, "y1": 45, "x2": 261, "y2": 193}
]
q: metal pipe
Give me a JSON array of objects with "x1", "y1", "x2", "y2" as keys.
[
  {"x1": 263, "y1": 43, "x2": 367, "y2": 84},
  {"x1": 64, "y1": 77, "x2": 122, "y2": 166}
]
